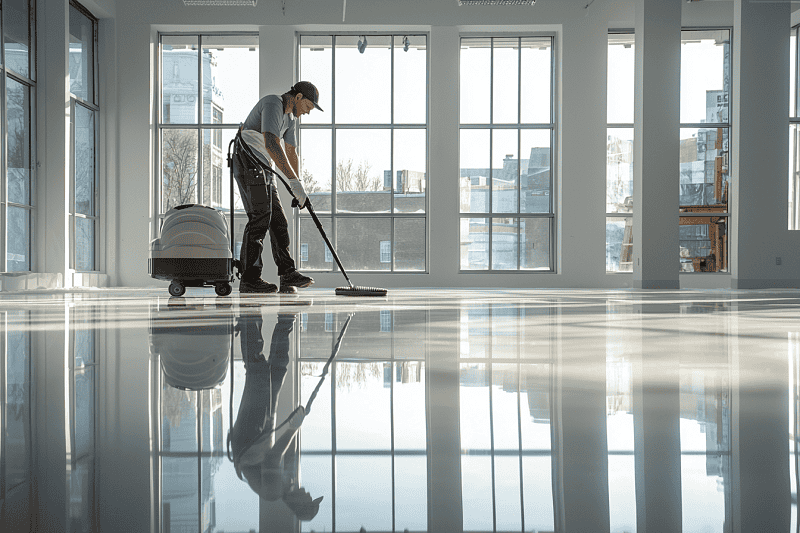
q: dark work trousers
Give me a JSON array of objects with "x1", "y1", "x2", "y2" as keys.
[{"x1": 232, "y1": 149, "x2": 296, "y2": 281}]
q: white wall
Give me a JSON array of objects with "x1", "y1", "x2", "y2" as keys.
[{"x1": 105, "y1": 0, "x2": 797, "y2": 289}]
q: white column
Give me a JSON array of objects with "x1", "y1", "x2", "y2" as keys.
[
  {"x1": 632, "y1": 0, "x2": 681, "y2": 289},
  {"x1": 39, "y1": 0, "x2": 71, "y2": 285},
  {"x1": 731, "y1": 1, "x2": 791, "y2": 288}
]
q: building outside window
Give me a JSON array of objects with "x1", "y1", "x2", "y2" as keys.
[
  {"x1": 297, "y1": 34, "x2": 428, "y2": 272},
  {"x1": 459, "y1": 36, "x2": 554, "y2": 272},
  {"x1": 679, "y1": 29, "x2": 731, "y2": 273},
  {"x1": 158, "y1": 33, "x2": 258, "y2": 238},
  {"x1": 70, "y1": 2, "x2": 99, "y2": 272},
  {"x1": 790, "y1": 25, "x2": 799, "y2": 230},
  {"x1": 4, "y1": 0, "x2": 36, "y2": 272},
  {"x1": 606, "y1": 31, "x2": 634, "y2": 273}
]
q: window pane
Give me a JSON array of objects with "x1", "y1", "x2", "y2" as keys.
[
  {"x1": 680, "y1": 30, "x2": 730, "y2": 125},
  {"x1": 791, "y1": 124, "x2": 800, "y2": 230},
  {"x1": 201, "y1": 35, "x2": 258, "y2": 124},
  {"x1": 521, "y1": 37, "x2": 552, "y2": 124},
  {"x1": 336, "y1": 129, "x2": 390, "y2": 213},
  {"x1": 520, "y1": 129, "x2": 551, "y2": 214},
  {"x1": 298, "y1": 455, "x2": 332, "y2": 533},
  {"x1": 74, "y1": 367, "x2": 95, "y2": 459},
  {"x1": 337, "y1": 456, "x2": 393, "y2": 531},
  {"x1": 680, "y1": 128, "x2": 729, "y2": 207},
  {"x1": 607, "y1": 128, "x2": 634, "y2": 214},
  {"x1": 789, "y1": 28, "x2": 797, "y2": 117},
  {"x1": 75, "y1": 105, "x2": 95, "y2": 216},
  {"x1": 394, "y1": 35, "x2": 427, "y2": 124},
  {"x1": 520, "y1": 217, "x2": 550, "y2": 270},
  {"x1": 300, "y1": 128, "x2": 332, "y2": 213},
  {"x1": 461, "y1": 218, "x2": 488, "y2": 270},
  {"x1": 608, "y1": 33, "x2": 635, "y2": 124},
  {"x1": 393, "y1": 129, "x2": 426, "y2": 213},
  {"x1": 6, "y1": 316, "x2": 31, "y2": 490},
  {"x1": 203, "y1": 128, "x2": 241, "y2": 210},
  {"x1": 394, "y1": 218, "x2": 425, "y2": 271},
  {"x1": 460, "y1": 129, "x2": 490, "y2": 213},
  {"x1": 493, "y1": 38, "x2": 519, "y2": 124},
  {"x1": 299, "y1": 35, "x2": 332, "y2": 125},
  {"x1": 74, "y1": 319, "x2": 94, "y2": 367},
  {"x1": 335, "y1": 35, "x2": 391, "y2": 124},
  {"x1": 7, "y1": 205, "x2": 30, "y2": 271},
  {"x1": 7, "y1": 76, "x2": 31, "y2": 205},
  {"x1": 336, "y1": 217, "x2": 391, "y2": 271},
  {"x1": 5, "y1": 0, "x2": 30, "y2": 78},
  {"x1": 69, "y1": 4, "x2": 94, "y2": 102},
  {"x1": 76, "y1": 217, "x2": 94, "y2": 271},
  {"x1": 162, "y1": 36, "x2": 199, "y2": 124},
  {"x1": 492, "y1": 129, "x2": 519, "y2": 213},
  {"x1": 161, "y1": 129, "x2": 199, "y2": 211},
  {"x1": 461, "y1": 38, "x2": 491, "y2": 124},
  {"x1": 679, "y1": 217, "x2": 728, "y2": 273},
  {"x1": 492, "y1": 217, "x2": 518, "y2": 270},
  {"x1": 395, "y1": 456, "x2": 428, "y2": 531},
  {"x1": 607, "y1": 216, "x2": 633, "y2": 273},
  {"x1": 162, "y1": 457, "x2": 199, "y2": 533},
  {"x1": 335, "y1": 362, "x2": 391, "y2": 448},
  {"x1": 299, "y1": 216, "x2": 333, "y2": 271}
]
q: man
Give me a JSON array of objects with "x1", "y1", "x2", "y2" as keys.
[{"x1": 233, "y1": 81, "x2": 322, "y2": 293}]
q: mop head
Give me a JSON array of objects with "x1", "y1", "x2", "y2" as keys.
[{"x1": 335, "y1": 286, "x2": 388, "y2": 297}]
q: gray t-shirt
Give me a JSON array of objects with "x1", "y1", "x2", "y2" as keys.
[{"x1": 242, "y1": 94, "x2": 298, "y2": 147}]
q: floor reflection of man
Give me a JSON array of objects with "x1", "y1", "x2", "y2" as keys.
[{"x1": 229, "y1": 310, "x2": 322, "y2": 521}]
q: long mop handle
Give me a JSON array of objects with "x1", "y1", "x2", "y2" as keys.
[
  {"x1": 303, "y1": 203, "x2": 353, "y2": 290},
  {"x1": 304, "y1": 313, "x2": 353, "y2": 415}
]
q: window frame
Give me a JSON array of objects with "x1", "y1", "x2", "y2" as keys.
[
  {"x1": 2, "y1": 0, "x2": 37, "y2": 272},
  {"x1": 155, "y1": 31, "x2": 259, "y2": 235},
  {"x1": 458, "y1": 33, "x2": 557, "y2": 273},
  {"x1": 296, "y1": 32, "x2": 431, "y2": 274},
  {"x1": 606, "y1": 29, "x2": 635, "y2": 274},
  {"x1": 678, "y1": 27, "x2": 733, "y2": 274},
  {"x1": 790, "y1": 24, "x2": 800, "y2": 230}
]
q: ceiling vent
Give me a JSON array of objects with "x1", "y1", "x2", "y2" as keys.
[
  {"x1": 183, "y1": 0, "x2": 257, "y2": 5},
  {"x1": 458, "y1": 0, "x2": 534, "y2": 5}
]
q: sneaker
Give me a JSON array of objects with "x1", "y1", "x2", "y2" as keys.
[
  {"x1": 239, "y1": 277, "x2": 278, "y2": 294},
  {"x1": 280, "y1": 270, "x2": 314, "y2": 291}
]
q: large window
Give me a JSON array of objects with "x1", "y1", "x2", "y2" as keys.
[
  {"x1": 297, "y1": 34, "x2": 428, "y2": 272},
  {"x1": 70, "y1": 2, "x2": 98, "y2": 272},
  {"x1": 459, "y1": 36, "x2": 554, "y2": 272},
  {"x1": 679, "y1": 30, "x2": 731, "y2": 273},
  {"x1": 790, "y1": 25, "x2": 799, "y2": 230},
  {"x1": 4, "y1": 0, "x2": 36, "y2": 272},
  {"x1": 158, "y1": 33, "x2": 258, "y2": 231},
  {"x1": 606, "y1": 32, "x2": 634, "y2": 273}
]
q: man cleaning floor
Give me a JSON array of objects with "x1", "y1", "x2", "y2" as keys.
[{"x1": 233, "y1": 81, "x2": 323, "y2": 294}]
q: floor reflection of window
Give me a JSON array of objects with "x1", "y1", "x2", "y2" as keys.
[
  {"x1": 459, "y1": 304, "x2": 555, "y2": 532},
  {"x1": 606, "y1": 303, "x2": 636, "y2": 533},
  {"x1": 790, "y1": 332, "x2": 799, "y2": 532},
  {"x1": 71, "y1": 306, "x2": 97, "y2": 532},
  {"x1": 160, "y1": 384, "x2": 226, "y2": 533},
  {"x1": 4, "y1": 311, "x2": 32, "y2": 497},
  {"x1": 679, "y1": 366, "x2": 731, "y2": 533},
  {"x1": 299, "y1": 310, "x2": 428, "y2": 533}
]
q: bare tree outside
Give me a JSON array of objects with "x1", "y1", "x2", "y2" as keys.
[
  {"x1": 337, "y1": 158, "x2": 380, "y2": 192},
  {"x1": 162, "y1": 129, "x2": 199, "y2": 212}
]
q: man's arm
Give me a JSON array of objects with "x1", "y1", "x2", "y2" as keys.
[
  {"x1": 285, "y1": 142, "x2": 300, "y2": 178},
  {"x1": 263, "y1": 132, "x2": 300, "y2": 181}
]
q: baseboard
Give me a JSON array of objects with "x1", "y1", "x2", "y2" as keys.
[{"x1": 731, "y1": 278, "x2": 800, "y2": 289}]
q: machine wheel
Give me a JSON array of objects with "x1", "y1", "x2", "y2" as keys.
[
  {"x1": 215, "y1": 282, "x2": 232, "y2": 297},
  {"x1": 168, "y1": 281, "x2": 186, "y2": 297}
]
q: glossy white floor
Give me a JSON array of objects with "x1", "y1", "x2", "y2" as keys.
[{"x1": 0, "y1": 287, "x2": 797, "y2": 533}]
